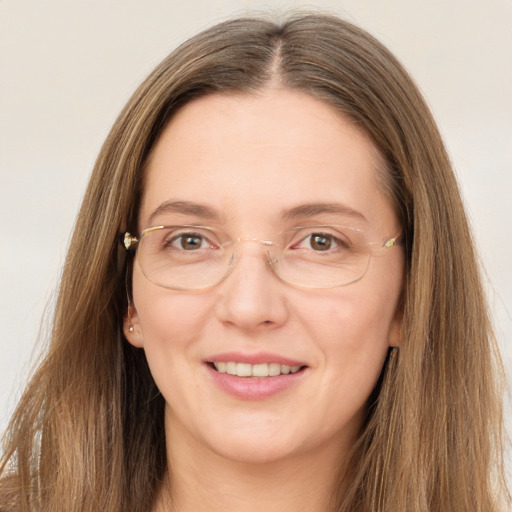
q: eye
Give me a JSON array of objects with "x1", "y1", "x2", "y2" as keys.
[
  {"x1": 168, "y1": 232, "x2": 212, "y2": 251},
  {"x1": 309, "y1": 233, "x2": 334, "y2": 251},
  {"x1": 296, "y1": 231, "x2": 348, "y2": 252}
]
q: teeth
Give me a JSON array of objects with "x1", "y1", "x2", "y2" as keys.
[
  {"x1": 215, "y1": 362, "x2": 227, "y2": 373},
  {"x1": 268, "y1": 363, "x2": 281, "y2": 376},
  {"x1": 212, "y1": 362, "x2": 303, "y2": 378},
  {"x1": 252, "y1": 363, "x2": 269, "y2": 377},
  {"x1": 236, "y1": 363, "x2": 252, "y2": 377}
]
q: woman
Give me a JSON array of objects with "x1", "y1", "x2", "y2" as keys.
[{"x1": 0, "y1": 13, "x2": 508, "y2": 512}]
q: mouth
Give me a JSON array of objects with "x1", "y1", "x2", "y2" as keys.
[
  {"x1": 205, "y1": 354, "x2": 308, "y2": 399},
  {"x1": 209, "y1": 361, "x2": 306, "y2": 378}
]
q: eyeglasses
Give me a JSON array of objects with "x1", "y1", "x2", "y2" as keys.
[{"x1": 122, "y1": 224, "x2": 400, "y2": 290}]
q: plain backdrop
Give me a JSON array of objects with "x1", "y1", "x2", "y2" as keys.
[{"x1": 1, "y1": 0, "x2": 511, "y2": 455}]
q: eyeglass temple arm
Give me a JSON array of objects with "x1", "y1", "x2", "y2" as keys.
[
  {"x1": 122, "y1": 232, "x2": 139, "y2": 250},
  {"x1": 383, "y1": 233, "x2": 401, "y2": 249}
]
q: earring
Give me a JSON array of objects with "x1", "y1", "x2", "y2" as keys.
[{"x1": 128, "y1": 325, "x2": 134, "y2": 333}]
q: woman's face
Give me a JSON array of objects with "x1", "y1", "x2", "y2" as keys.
[{"x1": 126, "y1": 89, "x2": 404, "y2": 464}]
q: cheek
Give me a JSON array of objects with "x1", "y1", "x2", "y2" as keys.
[
  {"x1": 136, "y1": 295, "x2": 209, "y2": 345},
  {"x1": 329, "y1": 303, "x2": 390, "y2": 387},
  {"x1": 282, "y1": 290, "x2": 397, "y2": 444},
  {"x1": 131, "y1": 269, "x2": 215, "y2": 363},
  {"x1": 299, "y1": 282, "x2": 400, "y2": 388},
  {"x1": 305, "y1": 288, "x2": 399, "y2": 351},
  {"x1": 131, "y1": 283, "x2": 219, "y2": 413}
]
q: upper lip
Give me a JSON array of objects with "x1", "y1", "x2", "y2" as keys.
[{"x1": 206, "y1": 351, "x2": 308, "y2": 367}]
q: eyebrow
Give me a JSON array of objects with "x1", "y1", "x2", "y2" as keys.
[
  {"x1": 280, "y1": 203, "x2": 368, "y2": 223},
  {"x1": 148, "y1": 200, "x2": 220, "y2": 225},
  {"x1": 147, "y1": 200, "x2": 367, "y2": 226}
]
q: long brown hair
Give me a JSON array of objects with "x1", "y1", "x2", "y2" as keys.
[{"x1": 1, "y1": 13, "x2": 508, "y2": 512}]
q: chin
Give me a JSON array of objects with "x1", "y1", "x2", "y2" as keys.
[
  {"x1": 186, "y1": 411, "x2": 313, "y2": 465},
  {"x1": 208, "y1": 433, "x2": 304, "y2": 465}
]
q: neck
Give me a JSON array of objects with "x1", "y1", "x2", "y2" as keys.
[{"x1": 154, "y1": 414, "x2": 352, "y2": 512}]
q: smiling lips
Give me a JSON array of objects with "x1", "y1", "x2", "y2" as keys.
[
  {"x1": 213, "y1": 361, "x2": 302, "y2": 378},
  {"x1": 207, "y1": 353, "x2": 308, "y2": 399}
]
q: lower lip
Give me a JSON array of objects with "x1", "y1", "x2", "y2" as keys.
[{"x1": 206, "y1": 365, "x2": 306, "y2": 400}]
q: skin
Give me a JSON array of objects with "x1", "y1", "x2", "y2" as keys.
[{"x1": 125, "y1": 89, "x2": 404, "y2": 512}]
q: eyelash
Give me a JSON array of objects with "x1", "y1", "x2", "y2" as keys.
[
  {"x1": 293, "y1": 232, "x2": 350, "y2": 252},
  {"x1": 166, "y1": 232, "x2": 215, "y2": 250},
  {"x1": 162, "y1": 230, "x2": 351, "y2": 253}
]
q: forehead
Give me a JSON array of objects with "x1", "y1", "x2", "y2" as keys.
[{"x1": 140, "y1": 89, "x2": 397, "y2": 233}]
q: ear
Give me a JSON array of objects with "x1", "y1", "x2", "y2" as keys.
[
  {"x1": 123, "y1": 302, "x2": 144, "y2": 348},
  {"x1": 388, "y1": 300, "x2": 403, "y2": 348}
]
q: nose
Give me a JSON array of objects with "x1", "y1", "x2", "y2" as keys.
[{"x1": 214, "y1": 244, "x2": 289, "y2": 331}]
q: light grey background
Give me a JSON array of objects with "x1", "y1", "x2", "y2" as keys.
[{"x1": 1, "y1": 0, "x2": 511, "y2": 457}]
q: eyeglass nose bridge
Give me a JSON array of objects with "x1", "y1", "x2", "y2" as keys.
[
  {"x1": 228, "y1": 237, "x2": 280, "y2": 270},
  {"x1": 234, "y1": 237, "x2": 275, "y2": 246}
]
